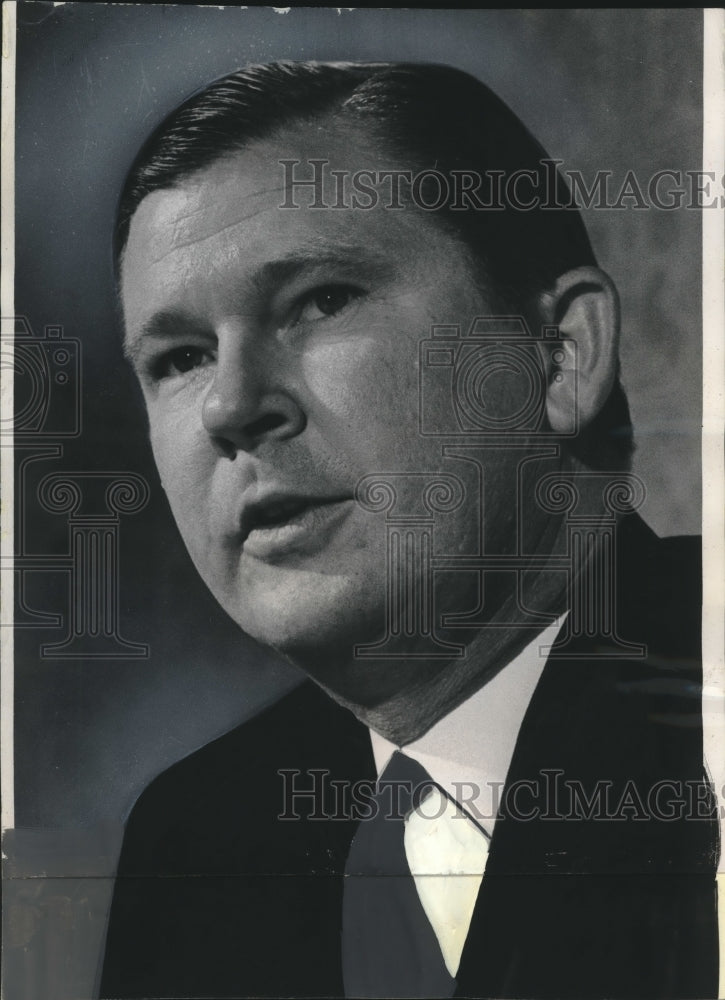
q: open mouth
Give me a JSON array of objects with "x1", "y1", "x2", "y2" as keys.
[
  {"x1": 240, "y1": 495, "x2": 351, "y2": 554},
  {"x1": 245, "y1": 497, "x2": 316, "y2": 535}
]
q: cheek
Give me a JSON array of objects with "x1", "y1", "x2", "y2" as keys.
[
  {"x1": 301, "y1": 333, "x2": 420, "y2": 436},
  {"x1": 148, "y1": 411, "x2": 211, "y2": 515},
  {"x1": 149, "y1": 417, "x2": 180, "y2": 489}
]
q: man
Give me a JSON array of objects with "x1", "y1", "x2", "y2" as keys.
[{"x1": 99, "y1": 62, "x2": 718, "y2": 999}]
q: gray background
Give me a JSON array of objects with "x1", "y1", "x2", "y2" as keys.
[{"x1": 7, "y1": 6, "x2": 704, "y2": 999}]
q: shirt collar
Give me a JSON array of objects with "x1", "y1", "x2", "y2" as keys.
[{"x1": 369, "y1": 614, "x2": 566, "y2": 833}]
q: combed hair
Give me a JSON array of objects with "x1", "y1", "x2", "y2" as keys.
[{"x1": 115, "y1": 60, "x2": 634, "y2": 470}]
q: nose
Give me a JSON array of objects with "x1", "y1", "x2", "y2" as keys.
[{"x1": 201, "y1": 331, "x2": 306, "y2": 458}]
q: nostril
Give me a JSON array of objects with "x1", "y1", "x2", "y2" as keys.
[
  {"x1": 211, "y1": 411, "x2": 294, "y2": 460},
  {"x1": 246, "y1": 413, "x2": 288, "y2": 438},
  {"x1": 211, "y1": 435, "x2": 238, "y2": 460}
]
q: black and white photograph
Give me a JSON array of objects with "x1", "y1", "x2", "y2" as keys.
[{"x1": 2, "y1": 6, "x2": 724, "y2": 999}]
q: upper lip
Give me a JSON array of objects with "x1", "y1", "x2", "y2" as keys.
[{"x1": 239, "y1": 492, "x2": 351, "y2": 543}]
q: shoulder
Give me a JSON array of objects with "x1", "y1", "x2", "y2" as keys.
[
  {"x1": 616, "y1": 514, "x2": 701, "y2": 656},
  {"x1": 117, "y1": 680, "x2": 370, "y2": 875}
]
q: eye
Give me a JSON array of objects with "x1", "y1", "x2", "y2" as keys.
[
  {"x1": 297, "y1": 284, "x2": 360, "y2": 323},
  {"x1": 155, "y1": 346, "x2": 211, "y2": 379}
]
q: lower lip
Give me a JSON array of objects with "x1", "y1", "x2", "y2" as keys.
[{"x1": 241, "y1": 499, "x2": 353, "y2": 561}]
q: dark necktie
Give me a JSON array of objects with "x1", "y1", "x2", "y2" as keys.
[{"x1": 342, "y1": 751, "x2": 458, "y2": 998}]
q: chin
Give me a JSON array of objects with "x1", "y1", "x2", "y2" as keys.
[{"x1": 226, "y1": 579, "x2": 385, "y2": 668}]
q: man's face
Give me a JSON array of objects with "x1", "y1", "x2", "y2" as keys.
[{"x1": 122, "y1": 123, "x2": 521, "y2": 686}]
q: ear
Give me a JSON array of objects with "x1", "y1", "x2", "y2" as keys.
[{"x1": 536, "y1": 266, "x2": 620, "y2": 435}]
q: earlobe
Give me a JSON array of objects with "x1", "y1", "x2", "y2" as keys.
[{"x1": 537, "y1": 266, "x2": 620, "y2": 435}]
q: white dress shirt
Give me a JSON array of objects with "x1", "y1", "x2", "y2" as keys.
[{"x1": 368, "y1": 615, "x2": 565, "y2": 976}]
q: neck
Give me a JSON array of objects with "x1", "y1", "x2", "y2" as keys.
[{"x1": 317, "y1": 605, "x2": 561, "y2": 745}]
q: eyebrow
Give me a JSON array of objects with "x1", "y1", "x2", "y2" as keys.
[
  {"x1": 123, "y1": 238, "x2": 394, "y2": 364},
  {"x1": 123, "y1": 311, "x2": 197, "y2": 367},
  {"x1": 249, "y1": 241, "x2": 393, "y2": 295}
]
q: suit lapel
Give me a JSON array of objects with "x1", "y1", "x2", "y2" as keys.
[{"x1": 452, "y1": 516, "x2": 717, "y2": 998}]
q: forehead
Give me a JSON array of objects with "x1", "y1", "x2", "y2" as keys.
[{"x1": 120, "y1": 122, "x2": 480, "y2": 322}]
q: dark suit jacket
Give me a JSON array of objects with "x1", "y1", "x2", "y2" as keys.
[{"x1": 100, "y1": 515, "x2": 719, "y2": 999}]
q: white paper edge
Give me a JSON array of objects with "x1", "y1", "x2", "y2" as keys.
[{"x1": 1, "y1": 0, "x2": 17, "y2": 839}]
